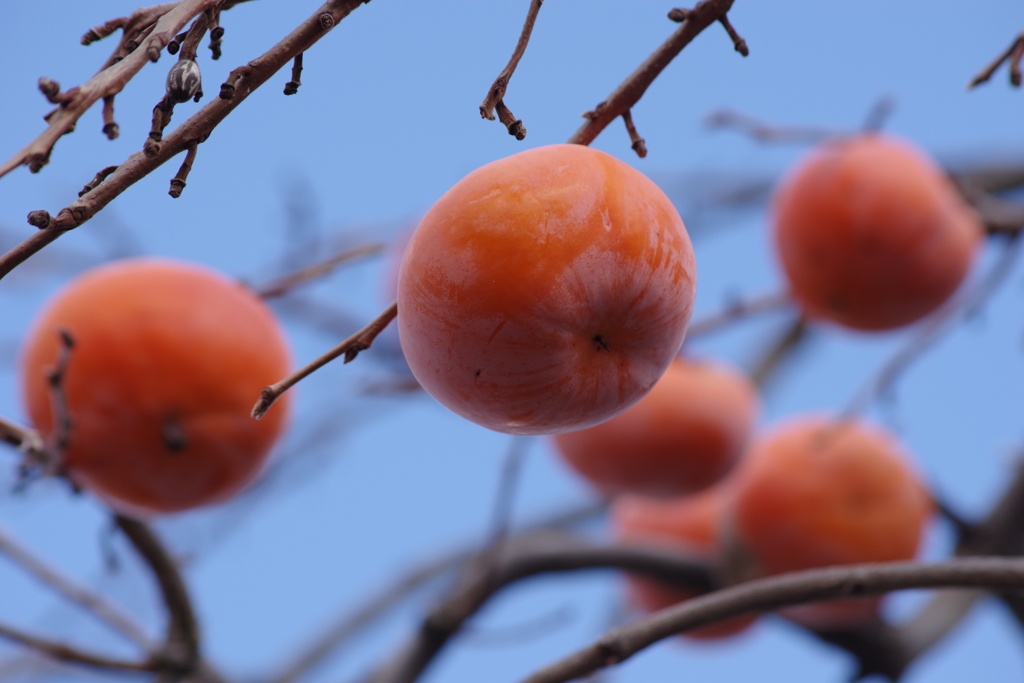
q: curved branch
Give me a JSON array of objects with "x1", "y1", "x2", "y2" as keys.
[
  {"x1": 479, "y1": 0, "x2": 545, "y2": 140},
  {"x1": 519, "y1": 557, "x2": 1024, "y2": 683},
  {"x1": 361, "y1": 533, "x2": 713, "y2": 683},
  {"x1": 0, "y1": 621, "x2": 154, "y2": 673}
]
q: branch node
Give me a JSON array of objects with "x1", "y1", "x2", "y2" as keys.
[
  {"x1": 102, "y1": 95, "x2": 119, "y2": 140},
  {"x1": 37, "y1": 77, "x2": 62, "y2": 104},
  {"x1": 319, "y1": 13, "x2": 336, "y2": 30},
  {"x1": 496, "y1": 100, "x2": 527, "y2": 140},
  {"x1": 168, "y1": 143, "x2": 198, "y2": 199},
  {"x1": 284, "y1": 52, "x2": 304, "y2": 95},
  {"x1": 718, "y1": 13, "x2": 748, "y2": 56},
  {"x1": 667, "y1": 7, "x2": 691, "y2": 22},
  {"x1": 79, "y1": 166, "x2": 119, "y2": 198},
  {"x1": 622, "y1": 109, "x2": 647, "y2": 158},
  {"x1": 27, "y1": 210, "x2": 52, "y2": 230}
]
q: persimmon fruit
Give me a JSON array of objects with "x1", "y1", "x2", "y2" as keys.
[
  {"x1": 730, "y1": 416, "x2": 933, "y2": 627},
  {"x1": 772, "y1": 133, "x2": 982, "y2": 331},
  {"x1": 20, "y1": 258, "x2": 292, "y2": 516},
  {"x1": 397, "y1": 144, "x2": 697, "y2": 435},
  {"x1": 612, "y1": 485, "x2": 756, "y2": 639},
  {"x1": 552, "y1": 357, "x2": 757, "y2": 497}
]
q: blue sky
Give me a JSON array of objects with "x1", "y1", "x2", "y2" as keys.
[{"x1": 1, "y1": 1, "x2": 1024, "y2": 682}]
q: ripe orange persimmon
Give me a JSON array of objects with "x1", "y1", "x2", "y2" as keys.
[
  {"x1": 552, "y1": 358, "x2": 757, "y2": 497},
  {"x1": 612, "y1": 485, "x2": 756, "y2": 639},
  {"x1": 397, "y1": 144, "x2": 696, "y2": 435},
  {"x1": 20, "y1": 258, "x2": 292, "y2": 516},
  {"x1": 731, "y1": 416, "x2": 933, "y2": 627},
  {"x1": 772, "y1": 134, "x2": 982, "y2": 331}
]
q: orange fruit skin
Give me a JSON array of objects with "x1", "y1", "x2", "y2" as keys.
[
  {"x1": 20, "y1": 258, "x2": 292, "y2": 516},
  {"x1": 552, "y1": 358, "x2": 757, "y2": 497},
  {"x1": 398, "y1": 144, "x2": 696, "y2": 435},
  {"x1": 731, "y1": 416, "x2": 933, "y2": 628},
  {"x1": 772, "y1": 134, "x2": 982, "y2": 331},
  {"x1": 612, "y1": 487, "x2": 756, "y2": 639}
]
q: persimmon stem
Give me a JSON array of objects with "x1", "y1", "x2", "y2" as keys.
[{"x1": 252, "y1": 301, "x2": 398, "y2": 420}]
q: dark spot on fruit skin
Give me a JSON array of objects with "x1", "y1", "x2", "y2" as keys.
[
  {"x1": 163, "y1": 416, "x2": 188, "y2": 453},
  {"x1": 475, "y1": 369, "x2": 482, "y2": 377},
  {"x1": 593, "y1": 335, "x2": 610, "y2": 351}
]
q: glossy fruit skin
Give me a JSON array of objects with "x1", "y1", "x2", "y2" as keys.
[
  {"x1": 553, "y1": 358, "x2": 757, "y2": 497},
  {"x1": 20, "y1": 258, "x2": 292, "y2": 516},
  {"x1": 612, "y1": 486, "x2": 756, "y2": 639},
  {"x1": 731, "y1": 416, "x2": 932, "y2": 627},
  {"x1": 398, "y1": 144, "x2": 696, "y2": 435},
  {"x1": 773, "y1": 134, "x2": 981, "y2": 331}
]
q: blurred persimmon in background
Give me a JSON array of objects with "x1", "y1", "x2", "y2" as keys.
[
  {"x1": 20, "y1": 258, "x2": 293, "y2": 516},
  {"x1": 772, "y1": 134, "x2": 982, "y2": 331}
]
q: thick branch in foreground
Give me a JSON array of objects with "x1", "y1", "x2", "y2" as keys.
[
  {"x1": 0, "y1": 0, "x2": 371, "y2": 282},
  {"x1": 361, "y1": 533, "x2": 713, "y2": 683},
  {"x1": 267, "y1": 502, "x2": 606, "y2": 683},
  {"x1": 479, "y1": 0, "x2": 544, "y2": 140},
  {"x1": 252, "y1": 301, "x2": 398, "y2": 419},
  {"x1": 519, "y1": 557, "x2": 1024, "y2": 683},
  {"x1": 567, "y1": 0, "x2": 741, "y2": 149}
]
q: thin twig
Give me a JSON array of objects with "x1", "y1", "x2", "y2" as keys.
[
  {"x1": 267, "y1": 502, "x2": 606, "y2": 683},
  {"x1": 168, "y1": 142, "x2": 199, "y2": 198},
  {"x1": 705, "y1": 108, "x2": 836, "y2": 144},
  {"x1": 0, "y1": 525, "x2": 154, "y2": 651},
  {"x1": 255, "y1": 242, "x2": 386, "y2": 298},
  {"x1": 0, "y1": 0, "x2": 372, "y2": 282},
  {"x1": 567, "y1": 0, "x2": 740, "y2": 149},
  {"x1": 479, "y1": 0, "x2": 544, "y2": 140},
  {"x1": 517, "y1": 557, "x2": 1024, "y2": 683},
  {"x1": 284, "y1": 52, "x2": 304, "y2": 95},
  {"x1": 252, "y1": 301, "x2": 398, "y2": 420},
  {"x1": 968, "y1": 32, "x2": 1024, "y2": 88},
  {"x1": 685, "y1": 290, "x2": 791, "y2": 339},
  {"x1": 0, "y1": 0, "x2": 217, "y2": 180},
  {"x1": 0, "y1": 622, "x2": 154, "y2": 673},
  {"x1": 620, "y1": 110, "x2": 646, "y2": 158},
  {"x1": 748, "y1": 315, "x2": 808, "y2": 389},
  {"x1": 79, "y1": 166, "x2": 119, "y2": 198},
  {"x1": 841, "y1": 233, "x2": 1022, "y2": 419}
]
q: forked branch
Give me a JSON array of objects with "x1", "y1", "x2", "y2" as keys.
[
  {"x1": 968, "y1": 31, "x2": 1024, "y2": 88},
  {"x1": 479, "y1": 0, "x2": 545, "y2": 140},
  {"x1": 567, "y1": 0, "x2": 744, "y2": 150}
]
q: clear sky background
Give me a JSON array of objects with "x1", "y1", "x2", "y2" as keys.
[{"x1": 1, "y1": 1, "x2": 1024, "y2": 682}]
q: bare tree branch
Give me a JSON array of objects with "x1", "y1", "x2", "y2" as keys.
[
  {"x1": 685, "y1": 290, "x2": 791, "y2": 339},
  {"x1": 266, "y1": 502, "x2": 606, "y2": 683},
  {"x1": 0, "y1": 622, "x2": 154, "y2": 674},
  {"x1": 0, "y1": 524, "x2": 154, "y2": 651},
  {"x1": 0, "y1": 0, "x2": 372, "y2": 282},
  {"x1": 968, "y1": 31, "x2": 1024, "y2": 88},
  {"x1": 0, "y1": 0, "x2": 217, "y2": 180},
  {"x1": 114, "y1": 515, "x2": 200, "y2": 672},
  {"x1": 479, "y1": 0, "x2": 545, "y2": 140},
  {"x1": 252, "y1": 301, "x2": 398, "y2": 420},
  {"x1": 518, "y1": 557, "x2": 1024, "y2": 683},
  {"x1": 567, "y1": 0, "x2": 743, "y2": 149},
  {"x1": 255, "y1": 242, "x2": 386, "y2": 299}
]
